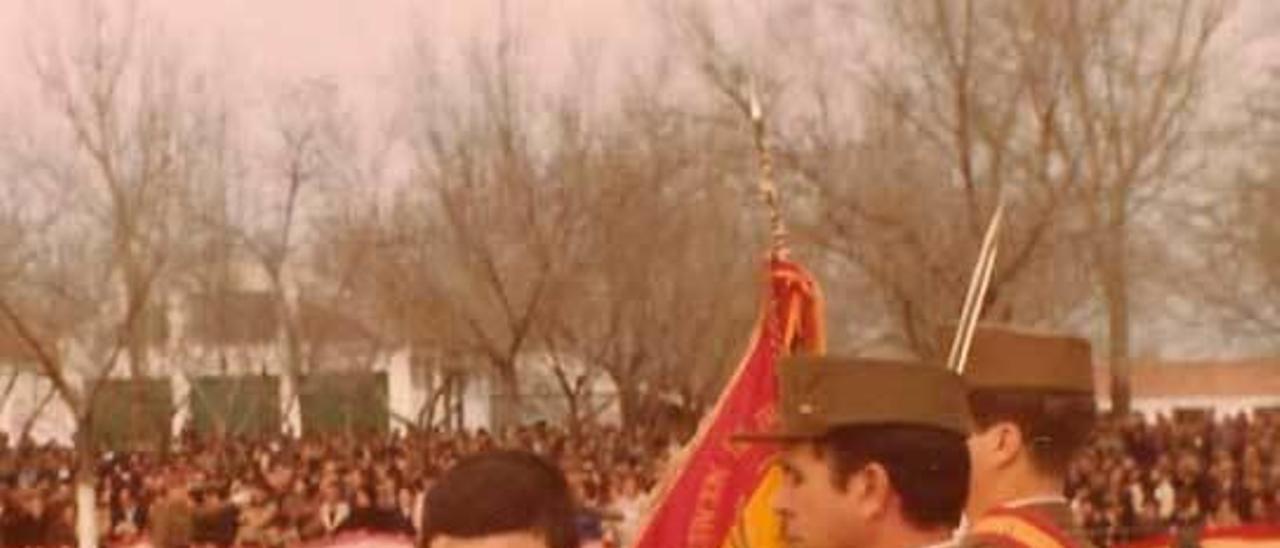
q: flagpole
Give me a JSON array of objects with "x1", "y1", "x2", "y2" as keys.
[
  {"x1": 629, "y1": 89, "x2": 781, "y2": 548},
  {"x1": 947, "y1": 199, "x2": 1004, "y2": 374},
  {"x1": 630, "y1": 84, "x2": 816, "y2": 548},
  {"x1": 748, "y1": 87, "x2": 787, "y2": 260}
]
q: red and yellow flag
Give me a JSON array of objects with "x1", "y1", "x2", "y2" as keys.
[{"x1": 631, "y1": 255, "x2": 824, "y2": 548}]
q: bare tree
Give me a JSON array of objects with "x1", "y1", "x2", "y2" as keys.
[
  {"x1": 0, "y1": 3, "x2": 225, "y2": 544},
  {"x1": 174, "y1": 75, "x2": 392, "y2": 437},
  {"x1": 1179, "y1": 70, "x2": 1280, "y2": 344},
  {"x1": 757, "y1": 1, "x2": 1107, "y2": 358},
  {"x1": 0, "y1": 193, "x2": 58, "y2": 442},
  {"x1": 1052, "y1": 0, "x2": 1229, "y2": 412},
  {"x1": 746, "y1": 2, "x2": 1228, "y2": 415},
  {"x1": 381, "y1": 21, "x2": 584, "y2": 430},
  {"x1": 542, "y1": 72, "x2": 759, "y2": 431},
  {"x1": 244, "y1": 78, "x2": 357, "y2": 434}
]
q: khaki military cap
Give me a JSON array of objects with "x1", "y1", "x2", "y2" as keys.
[
  {"x1": 737, "y1": 356, "x2": 971, "y2": 441},
  {"x1": 950, "y1": 324, "x2": 1094, "y2": 394}
]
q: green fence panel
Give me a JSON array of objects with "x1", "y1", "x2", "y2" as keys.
[
  {"x1": 190, "y1": 375, "x2": 281, "y2": 438},
  {"x1": 299, "y1": 372, "x2": 388, "y2": 436},
  {"x1": 90, "y1": 378, "x2": 173, "y2": 450}
]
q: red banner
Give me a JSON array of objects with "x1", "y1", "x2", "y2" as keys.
[{"x1": 630, "y1": 256, "x2": 823, "y2": 548}]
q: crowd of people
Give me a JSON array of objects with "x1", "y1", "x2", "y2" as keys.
[
  {"x1": 1068, "y1": 411, "x2": 1280, "y2": 546},
  {"x1": 0, "y1": 424, "x2": 678, "y2": 547},
  {"x1": 1, "y1": 411, "x2": 1278, "y2": 547}
]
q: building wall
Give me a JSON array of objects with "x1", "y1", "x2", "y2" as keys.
[
  {"x1": 1095, "y1": 358, "x2": 1280, "y2": 418},
  {"x1": 1, "y1": 371, "x2": 77, "y2": 445},
  {"x1": 1116, "y1": 396, "x2": 1280, "y2": 419},
  {"x1": 0, "y1": 348, "x2": 496, "y2": 445}
]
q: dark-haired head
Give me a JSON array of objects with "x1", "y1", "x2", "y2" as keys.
[
  {"x1": 421, "y1": 450, "x2": 579, "y2": 548},
  {"x1": 772, "y1": 424, "x2": 970, "y2": 548}
]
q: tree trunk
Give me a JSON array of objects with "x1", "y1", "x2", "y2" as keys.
[
  {"x1": 74, "y1": 423, "x2": 99, "y2": 548},
  {"x1": 417, "y1": 371, "x2": 445, "y2": 431},
  {"x1": 492, "y1": 365, "x2": 522, "y2": 431},
  {"x1": 1105, "y1": 268, "x2": 1131, "y2": 414},
  {"x1": 126, "y1": 299, "x2": 152, "y2": 446},
  {"x1": 549, "y1": 364, "x2": 583, "y2": 438},
  {"x1": 616, "y1": 382, "x2": 642, "y2": 429},
  {"x1": 280, "y1": 372, "x2": 303, "y2": 438},
  {"x1": 566, "y1": 396, "x2": 581, "y2": 439},
  {"x1": 1104, "y1": 195, "x2": 1132, "y2": 416},
  {"x1": 282, "y1": 336, "x2": 305, "y2": 437},
  {"x1": 452, "y1": 376, "x2": 465, "y2": 431},
  {"x1": 270, "y1": 276, "x2": 305, "y2": 437}
]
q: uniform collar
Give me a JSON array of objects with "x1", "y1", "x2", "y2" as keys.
[{"x1": 1000, "y1": 495, "x2": 1070, "y2": 509}]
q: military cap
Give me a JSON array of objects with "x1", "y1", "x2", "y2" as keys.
[
  {"x1": 737, "y1": 356, "x2": 971, "y2": 441},
  {"x1": 951, "y1": 324, "x2": 1094, "y2": 394}
]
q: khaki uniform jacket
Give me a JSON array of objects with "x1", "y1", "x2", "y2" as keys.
[{"x1": 962, "y1": 500, "x2": 1096, "y2": 548}]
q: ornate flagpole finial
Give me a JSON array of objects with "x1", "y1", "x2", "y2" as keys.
[{"x1": 745, "y1": 83, "x2": 787, "y2": 259}]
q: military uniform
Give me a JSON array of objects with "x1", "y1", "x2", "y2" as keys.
[
  {"x1": 964, "y1": 498, "x2": 1093, "y2": 548},
  {"x1": 737, "y1": 356, "x2": 974, "y2": 548},
  {"x1": 958, "y1": 326, "x2": 1098, "y2": 548}
]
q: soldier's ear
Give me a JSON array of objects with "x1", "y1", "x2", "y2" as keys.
[
  {"x1": 852, "y1": 462, "x2": 893, "y2": 520},
  {"x1": 991, "y1": 421, "x2": 1024, "y2": 468}
]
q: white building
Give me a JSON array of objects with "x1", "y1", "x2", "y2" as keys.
[
  {"x1": 0, "y1": 289, "x2": 620, "y2": 445},
  {"x1": 0, "y1": 288, "x2": 493, "y2": 445}
]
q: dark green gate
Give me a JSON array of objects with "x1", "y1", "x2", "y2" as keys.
[
  {"x1": 299, "y1": 372, "x2": 389, "y2": 436},
  {"x1": 190, "y1": 375, "x2": 281, "y2": 438},
  {"x1": 90, "y1": 379, "x2": 173, "y2": 450}
]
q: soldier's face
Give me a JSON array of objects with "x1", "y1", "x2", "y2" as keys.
[
  {"x1": 965, "y1": 422, "x2": 1019, "y2": 518},
  {"x1": 774, "y1": 443, "x2": 866, "y2": 548}
]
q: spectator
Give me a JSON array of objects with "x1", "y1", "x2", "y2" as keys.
[
  {"x1": 1153, "y1": 471, "x2": 1177, "y2": 520},
  {"x1": 1072, "y1": 411, "x2": 1280, "y2": 546},
  {"x1": 1269, "y1": 491, "x2": 1280, "y2": 523},
  {"x1": 195, "y1": 487, "x2": 239, "y2": 547},
  {"x1": 372, "y1": 480, "x2": 412, "y2": 534},
  {"x1": 110, "y1": 486, "x2": 147, "y2": 540},
  {"x1": 8, "y1": 490, "x2": 50, "y2": 547},
  {"x1": 45, "y1": 502, "x2": 76, "y2": 547},
  {"x1": 149, "y1": 480, "x2": 195, "y2": 548},
  {"x1": 0, "y1": 409, "x2": 1266, "y2": 547},
  {"x1": 1209, "y1": 497, "x2": 1243, "y2": 528},
  {"x1": 608, "y1": 474, "x2": 645, "y2": 546},
  {"x1": 316, "y1": 482, "x2": 350, "y2": 536},
  {"x1": 341, "y1": 485, "x2": 380, "y2": 533},
  {"x1": 1081, "y1": 501, "x2": 1108, "y2": 547},
  {"x1": 234, "y1": 484, "x2": 277, "y2": 546},
  {"x1": 1132, "y1": 499, "x2": 1166, "y2": 540}
]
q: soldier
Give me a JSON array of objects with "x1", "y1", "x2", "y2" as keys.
[
  {"x1": 737, "y1": 356, "x2": 973, "y2": 548},
  {"x1": 420, "y1": 450, "x2": 580, "y2": 548},
  {"x1": 959, "y1": 326, "x2": 1098, "y2": 547}
]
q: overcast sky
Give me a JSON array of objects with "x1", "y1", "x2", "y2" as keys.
[
  {"x1": 1, "y1": 0, "x2": 1275, "y2": 114},
  {"x1": 0, "y1": 0, "x2": 661, "y2": 118}
]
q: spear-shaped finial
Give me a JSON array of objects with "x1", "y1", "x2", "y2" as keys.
[{"x1": 746, "y1": 84, "x2": 788, "y2": 258}]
